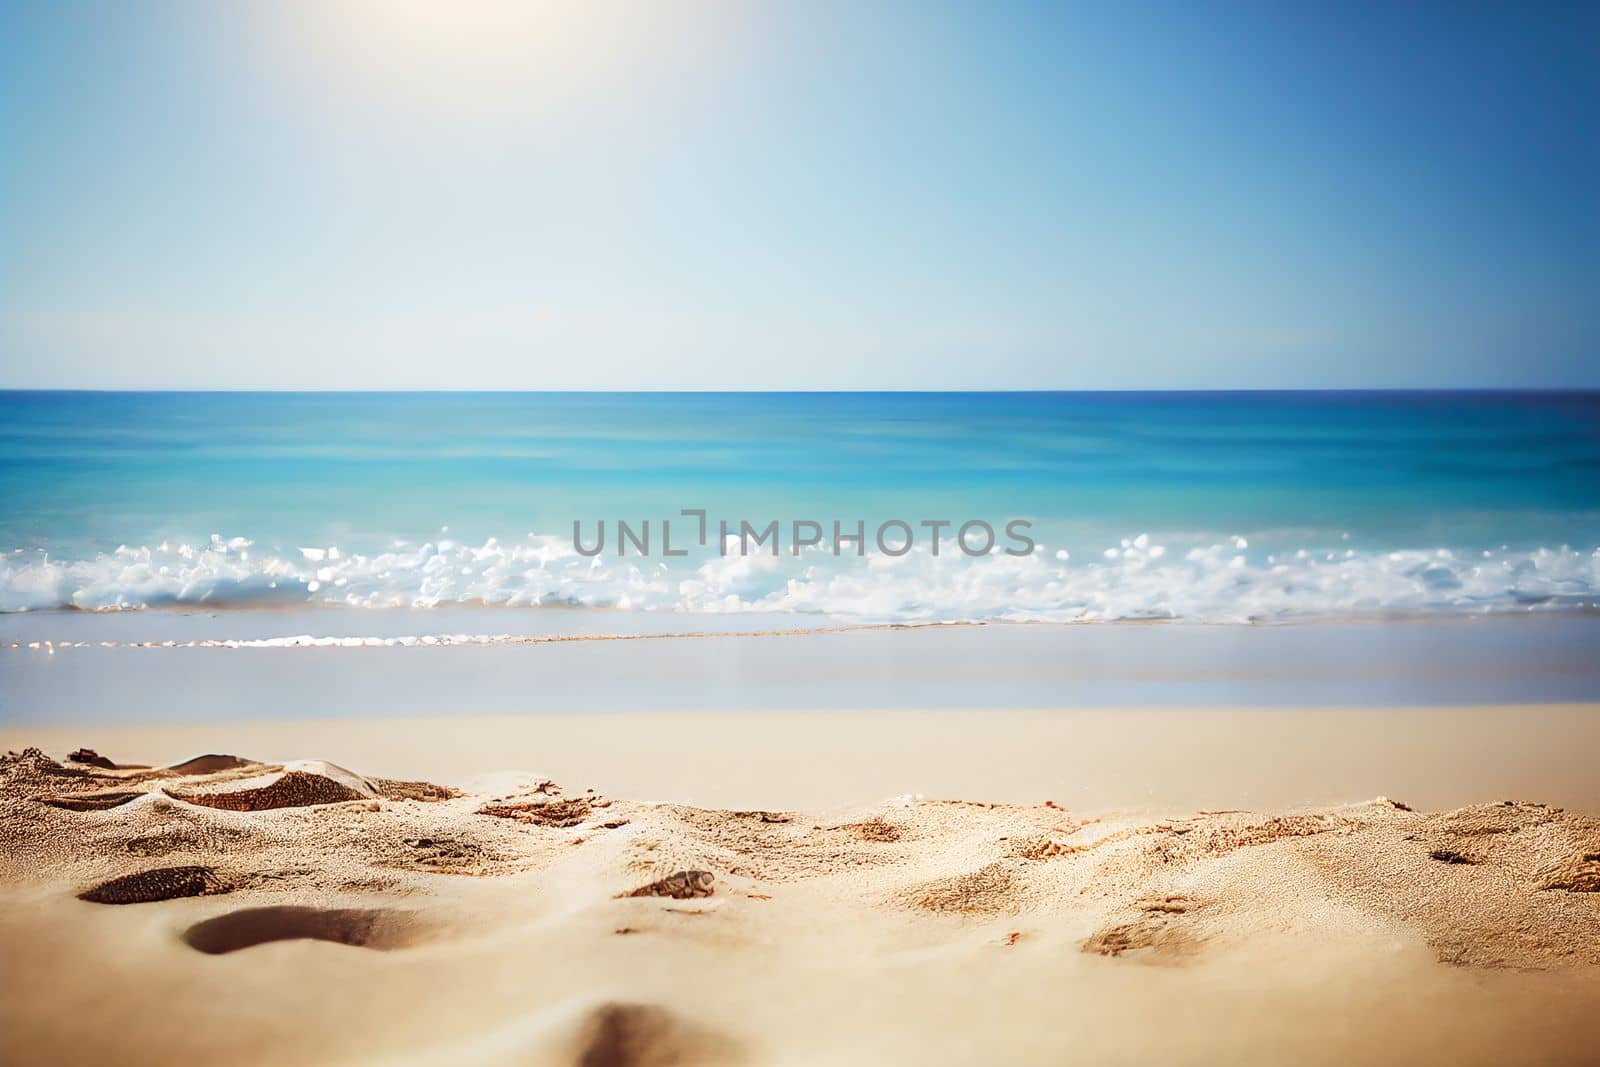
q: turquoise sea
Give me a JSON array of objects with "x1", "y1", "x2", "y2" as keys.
[{"x1": 3, "y1": 391, "x2": 1597, "y2": 623}]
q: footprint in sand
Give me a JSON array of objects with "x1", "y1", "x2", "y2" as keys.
[
  {"x1": 181, "y1": 905, "x2": 426, "y2": 954},
  {"x1": 573, "y1": 1002, "x2": 741, "y2": 1067},
  {"x1": 164, "y1": 753, "x2": 259, "y2": 775},
  {"x1": 35, "y1": 789, "x2": 145, "y2": 812},
  {"x1": 1429, "y1": 847, "x2": 1478, "y2": 865}
]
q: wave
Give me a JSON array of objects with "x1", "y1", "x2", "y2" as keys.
[{"x1": 2, "y1": 534, "x2": 1598, "y2": 623}]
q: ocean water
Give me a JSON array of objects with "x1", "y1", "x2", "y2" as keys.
[{"x1": 2, "y1": 391, "x2": 1597, "y2": 625}]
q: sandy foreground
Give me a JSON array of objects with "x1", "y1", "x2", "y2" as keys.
[{"x1": 2, "y1": 707, "x2": 1598, "y2": 1066}]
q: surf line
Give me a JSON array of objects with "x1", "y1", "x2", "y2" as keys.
[{"x1": 6, "y1": 620, "x2": 984, "y2": 652}]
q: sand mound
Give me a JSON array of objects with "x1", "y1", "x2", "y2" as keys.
[
  {"x1": 479, "y1": 796, "x2": 595, "y2": 827},
  {"x1": 181, "y1": 905, "x2": 422, "y2": 954},
  {"x1": 372, "y1": 777, "x2": 458, "y2": 802},
  {"x1": 1302, "y1": 801, "x2": 1600, "y2": 968},
  {"x1": 169, "y1": 761, "x2": 376, "y2": 811},
  {"x1": 399, "y1": 836, "x2": 487, "y2": 871},
  {"x1": 2, "y1": 747, "x2": 99, "y2": 787},
  {"x1": 902, "y1": 861, "x2": 1018, "y2": 914},
  {"x1": 1536, "y1": 852, "x2": 1600, "y2": 893},
  {"x1": 1008, "y1": 831, "x2": 1087, "y2": 859},
  {"x1": 826, "y1": 816, "x2": 903, "y2": 842},
  {"x1": 640, "y1": 803, "x2": 919, "y2": 884},
  {"x1": 728, "y1": 810, "x2": 792, "y2": 823},
  {"x1": 79, "y1": 865, "x2": 230, "y2": 904},
  {"x1": 1434, "y1": 801, "x2": 1562, "y2": 837}
]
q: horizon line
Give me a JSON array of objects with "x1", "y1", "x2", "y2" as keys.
[{"x1": 2, "y1": 386, "x2": 1598, "y2": 397}]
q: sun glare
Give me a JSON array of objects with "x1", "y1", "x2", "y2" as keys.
[{"x1": 281, "y1": 0, "x2": 697, "y2": 116}]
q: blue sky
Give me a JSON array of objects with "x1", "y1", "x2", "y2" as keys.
[{"x1": 1, "y1": 0, "x2": 1595, "y2": 389}]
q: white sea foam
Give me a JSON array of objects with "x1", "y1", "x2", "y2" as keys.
[{"x1": 2, "y1": 534, "x2": 1597, "y2": 623}]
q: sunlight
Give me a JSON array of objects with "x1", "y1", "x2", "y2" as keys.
[{"x1": 295, "y1": 0, "x2": 697, "y2": 111}]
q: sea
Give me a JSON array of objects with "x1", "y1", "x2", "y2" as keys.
[{"x1": 3, "y1": 390, "x2": 1598, "y2": 626}]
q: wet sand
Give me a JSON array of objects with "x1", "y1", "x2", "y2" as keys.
[{"x1": 6, "y1": 615, "x2": 1600, "y2": 726}]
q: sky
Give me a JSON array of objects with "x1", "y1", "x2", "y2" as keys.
[{"x1": 0, "y1": 0, "x2": 1596, "y2": 390}]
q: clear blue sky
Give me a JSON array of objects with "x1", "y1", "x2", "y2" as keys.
[{"x1": 1, "y1": 0, "x2": 1595, "y2": 389}]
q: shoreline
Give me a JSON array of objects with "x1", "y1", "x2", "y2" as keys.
[
  {"x1": 5, "y1": 603, "x2": 1598, "y2": 630},
  {"x1": 7, "y1": 609, "x2": 1600, "y2": 649},
  {"x1": 6, "y1": 616, "x2": 1598, "y2": 726}
]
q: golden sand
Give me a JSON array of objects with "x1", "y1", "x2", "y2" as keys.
[{"x1": 1, "y1": 731, "x2": 1597, "y2": 1066}]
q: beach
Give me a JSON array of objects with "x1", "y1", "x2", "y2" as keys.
[
  {"x1": 5, "y1": 0, "x2": 1599, "y2": 1060},
  {"x1": 1, "y1": 390, "x2": 1596, "y2": 1064},
  {"x1": 3, "y1": 701, "x2": 1597, "y2": 1067}
]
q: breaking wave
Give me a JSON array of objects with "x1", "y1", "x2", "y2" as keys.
[{"x1": 3, "y1": 533, "x2": 1598, "y2": 623}]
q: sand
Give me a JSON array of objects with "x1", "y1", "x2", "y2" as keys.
[{"x1": 1, "y1": 709, "x2": 1598, "y2": 1066}]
